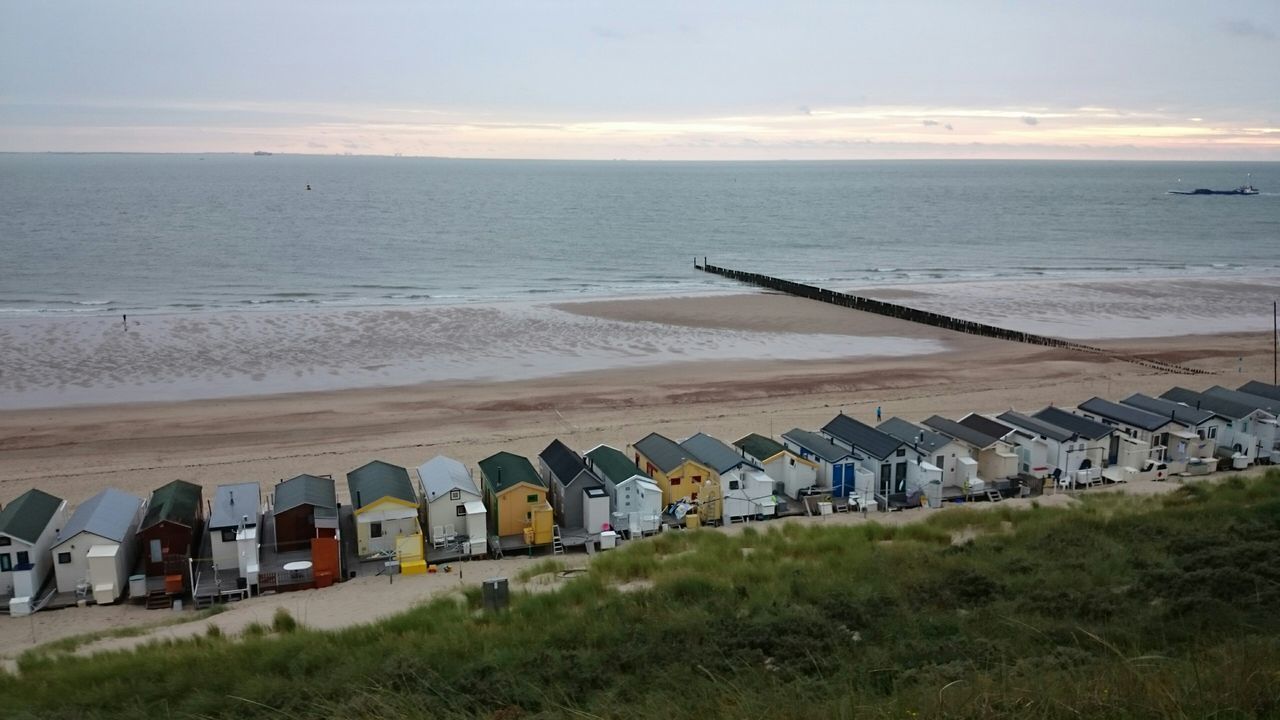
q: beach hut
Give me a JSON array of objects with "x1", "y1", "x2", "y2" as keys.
[
  {"x1": 479, "y1": 452, "x2": 553, "y2": 547},
  {"x1": 0, "y1": 489, "x2": 68, "y2": 615},
  {"x1": 1160, "y1": 387, "x2": 1275, "y2": 464},
  {"x1": 417, "y1": 456, "x2": 486, "y2": 558},
  {"x1": 997, "y1": 410, "x2": 1090, "y2": 479},
  {"x1": 51, "y1": 489, "x2": 143, "y2": 605},
  {"x1": 538, "y1": 440, "x2": 606, "y2": 531},
  {"x1": 822, "y1": 414, "x2": 924, "y2": 499},
  {"x1": 1031, "y1": 407, "x2": 1112, "y2": 478},
  {"x1": 585, "y1": 444, "x2": 663, "y2": 537},
  {"x1": 1239, "y1": 380, "x2": 1280, "y2": 402},
  {"x1": 922, "y1": 415, "x2": 1020, "y2": 483},
  {"x1": 346, "y1": 461, "x2": 422, "y2": 561},
  {"x1": 680, "y1": 432, "x2": 775, "y2": 522},
  {"x1": 272, "y1": 474, "x2": 339, "y2": 553},
  {"x1": 877, "y1": 417, "x2": 975, "y2": 498},
  {"x1": 781, "y1": 428, "x2": 869, "y2": 500},
  {"x1": 1076, "y1": 397, "x2": 1187, "y2": 466},
  {"x1": 1201, "y1": 386, "x2": 1280, "y2": 458},
  {"x1": 733, "y1": 433, "x2": 818, "y2": 499},
  {"x1": 208, "y1": 483, "x2": 261, "y2": 590},
  {"x1": 137, "y1": 480, "x2": 204, "y2": 591},
  {"x1": 1120, "y1": 394, "x2": 1218, "y2": 461},
  {"x1": 630, "y1": 432, "x2": 721, "y2": 522}
]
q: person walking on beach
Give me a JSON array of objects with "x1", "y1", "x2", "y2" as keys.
[
  {"x1": 876, "y1": 405, "x2": 882, "y2": 422},
  {"x1": 122, "y1": 314, "x2": 127, "y2": 330}
]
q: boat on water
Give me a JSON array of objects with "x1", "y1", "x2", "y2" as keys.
[
  {"x1": 253, "y1": 150, "x2": 273, "y2": 156},
  {"x1": 1168, "y1": 174, "x2": 1259, "y2": 195}
]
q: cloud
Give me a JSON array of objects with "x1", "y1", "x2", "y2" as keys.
[
  {"x1": 1021, "y1": 116, "x2": 1040, "y2": 126},
  {"x1": 922, "y1": 119, "x2": 939, "y2": 126},
  {"x1": 1222, "y1": 19, "x2": 1276, "y2": 40}
]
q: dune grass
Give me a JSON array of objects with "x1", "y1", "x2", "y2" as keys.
[{"x1": 4, "y1": 472, "x2": 1280, "y2": 718}]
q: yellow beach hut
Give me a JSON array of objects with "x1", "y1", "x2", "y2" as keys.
[
  {"x1": 479, "y1": 452, "x2": 553, "y2": 547},
  {"x1": 629, "y1": 433, "x2": 722, "y2": 523},
  {"x1": 346, "y1": 460, "x2": 424, "y2": 571}
]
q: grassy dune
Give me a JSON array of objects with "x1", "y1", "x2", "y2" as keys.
[{"x1": 6, "y1": 472, "x2": 1280, "y2": 719}]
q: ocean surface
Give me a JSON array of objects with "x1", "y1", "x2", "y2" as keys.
[{"x1": 1, "y1": 155, "x2": 1278, "y2": 316}]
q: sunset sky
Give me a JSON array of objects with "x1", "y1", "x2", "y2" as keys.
[{"x1": 3, "y1": 1, "x2": 1278, "y2": 159}]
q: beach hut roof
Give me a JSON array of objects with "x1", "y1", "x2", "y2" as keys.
[
  {"x1": 958, "y1": 413, "x2": 1016, "y2": 440},
  {"x1": 1160, "y1": 387, "x2": 1256, "y2": 420},
  {"x1": 1120, "y1": 394, "x2": 1215, "y2": 427},
  {"x1": 274, "y1": 474, "x2": 337, "y2": 515},
  {"x1": 0, "y1": 489, "x2": 64, "y2": 544},
  {"x1": 1239, "y1": 380, "x2": 1280, "y2": 402},
  {"x1": 346, "y1": 460, "x2": 415, "y2": 510},
  {"x1": 822, "y1": 414, "x2": 904, "y2": 460},
  {"x1": 56, "y1": 488, "x2": 142, "y2": 545},
  {"x1": 210, "y1": 483, "x2": 261, "y2": 529},
  {"x1": 1078, "y1": 397, "x2": 1172, "y2": 432},
  {"x1": 1032, "y1": 406, "x2": 1114, "y2": 440},
  {"x1": 782, "y1": 428, "x2": 858, "y2": 464},
  {"x1": 681, "y1": 432, "x2": 760, "y2": 475},
  {"x1": 585, "y1": 445, "x2": 651, "y2": 487},
  {"x1": 922, "y1": 416, "x2": 1002, "y2": 450},
  {"x1": 417, "y1": 456, "x2": 479, "y2": 503},
  {"x1": 1204, "y1": 386, "x2": 1280, "y2": 415},
  {"x1": 140, "y1": 480, "x2": 202, "y2": 531},
  {"x1": 479, "y1": 452, "x2": 544, "y2": 494},
  {"x1": 877, "y1": 417, "x2": 954, "y2": 454},
  {"x1": 733, "y1": 433, "x2": 787, "y2": 463},
  {"x1": 539, "y1": 440, "x2": 598, "y2": 486},
  {"x1": 996, "y1": 410, "x2": 1076, "y2": 443},
  {"x1": 633, "y1": 432, "x2": 692, "y2": 473}
]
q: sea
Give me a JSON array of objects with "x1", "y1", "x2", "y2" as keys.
[{"x1": 1, "y1": 154, "x2": 1278, "y2": 317}]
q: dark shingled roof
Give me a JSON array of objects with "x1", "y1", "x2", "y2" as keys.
[
  {"x1": 346, "y1": 460, "x2": 415, "y2": 510},
  {"x1": 1032, "y1": 407, "x2": 1114, "y2": 440},
  {"x1": 1204, "y1": 386, "x2": 1280, "y2": 415},
  {"x1": 782, "y1": 429, "x2": 858, "y2": 464},
  {"x1": 633, "y1": 432, "x2": 692, "y2": 473},
  {"x1": 733, "y1": 433, "x2": 787, "y2": 463},
  {"x1": 1121, "y1": 394, "x2": 1214, "y2": 427},
  {"x1": 959, "y1": 414, "x2": 1015, "y2": 440},
  {"x1": 681, "y1": 433, "x2": 759, "y2": 474},
  {"x1": 274, "y1": 474, "x2": 337, "y2": 515},
  {"x1": 877, "y1": 417, "x2": 955, "y2": 454},
  {"x1": 996, "y1": 410, "x2": 1076, "y2": 443},
  {"x1": 0, "y1": 489, "x2": 64, "y2": 545},
  {"x1": 822, "y1": 414, "x2": 904, "y2": 460},
  {"x1": 478, "y1": 452, "x2": 545, "y2": 494},
  {"x1": 539, "y1": 439, "x2": 596, "y2": 486},
  {"x1": 586, "y1": 445, "x2": 651, "y2": 488},
  {"x1": 1078, "y1": 397, "x2": 1172, "y2": 433},
  {"x1": 140, "y1": 480, "x2": 202, "y2": 531},
  {"x1": 922, "y1": 416, "x2": 1001, "y2": 449},
  {"x1": 1160, "y1": 387, "x2": 1257, "y2": 420},
  {"x1": 1240, "y1": 380, "x2": 1280, "y2": 402}
]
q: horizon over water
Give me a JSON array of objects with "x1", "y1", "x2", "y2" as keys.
[{"x1": 2, "y1": 154, "x2": 1278, "y2": 317}]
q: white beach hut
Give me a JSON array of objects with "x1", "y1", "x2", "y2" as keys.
[
  {"x1": 417, "y1": 455, "x2": 486, "y2": 558},
  {"x1": 585, "y1": 444, "x2": 663, "y2": 537},
  {"x1": 51, "y1": 488, "x2": 144, "y2": 604}
]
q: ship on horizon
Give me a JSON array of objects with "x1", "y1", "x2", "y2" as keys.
[{"x1": 1168, "y1": 174, "x2": 1258, "y2": 196}]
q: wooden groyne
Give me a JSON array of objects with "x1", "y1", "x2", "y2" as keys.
[{"x1": 694, "y1": 260, "x2": 1208, "y2": 376}]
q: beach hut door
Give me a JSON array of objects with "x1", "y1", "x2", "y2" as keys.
[{"x1": 149, "y1": 539, "x2": 162, "y2": 563}]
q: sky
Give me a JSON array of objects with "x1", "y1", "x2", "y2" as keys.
[{"x1": 2, "y1": 1, "x2": 1279, "y2": 160}]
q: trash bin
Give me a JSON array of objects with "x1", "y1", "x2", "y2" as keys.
[{"x1": 482, "y1": 577, "x2": 509, "y2": 612}]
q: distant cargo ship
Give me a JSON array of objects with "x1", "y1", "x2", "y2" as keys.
[
  {"x1": 1168, "y1": 174, "x2": 1258, "y2": 195},
  {"x1": 253, "y1": 150, "x2": 273, "y2": 156}
]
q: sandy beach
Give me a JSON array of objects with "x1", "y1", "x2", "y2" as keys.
[{"x1": 0, "y1": 280, "x2": 1277, "y2": 665}]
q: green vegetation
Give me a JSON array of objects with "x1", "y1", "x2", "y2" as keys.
[
  {"x1": 5, "y1": 472, "x2": 1280, "y2": 719},
  {"x1": 20, "y1": 605, "x2": 226, "y2": 661}
]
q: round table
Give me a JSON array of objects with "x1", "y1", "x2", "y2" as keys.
[{"x1": 282, "y1": 561, "x2": 312, "y2": 572}]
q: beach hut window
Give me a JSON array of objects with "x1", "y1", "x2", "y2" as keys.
[
  {"x1": 450, "y1": 489, "x2": 461, "y2": 501},
  {"x1": 370, "y1": 522, "x2": 383, "y2": 539},
  {"x1": 670, "y1": 478, "x2": 681, "y2": 486},
  {"x1": 729, "y1": 480, "x2": 741, "y2": 490},
  {"x1": 0, "y1": 555, "x2": 9, "y2": 572},
  {"x1": 57, "y1": 553, "x2": 71, "y2": 564},
  {"x1": 691, "y1": 476, "x2": 701, "y2": 484},
  {"x1": 456, "y1": 505, "x2": 466, "y2": 517},
  {"x1": 526, "y1": 494, "x2": 538, "y2": 503},
  {"x1": 0, "y1": 537, "x2": 9, "y2": 546},
  {"x1": 149, "y1": 540, "x2": 162, "y2": 563},
  {"x1": 1206, "y1": 427, "x2": 1218, "y2": 439},
  {"x1": 896, "y1": 448, "x2": 906, "y2": 457},
  {"x1": 221, "y1": 529, "x2": 237, "y2": 542}
]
